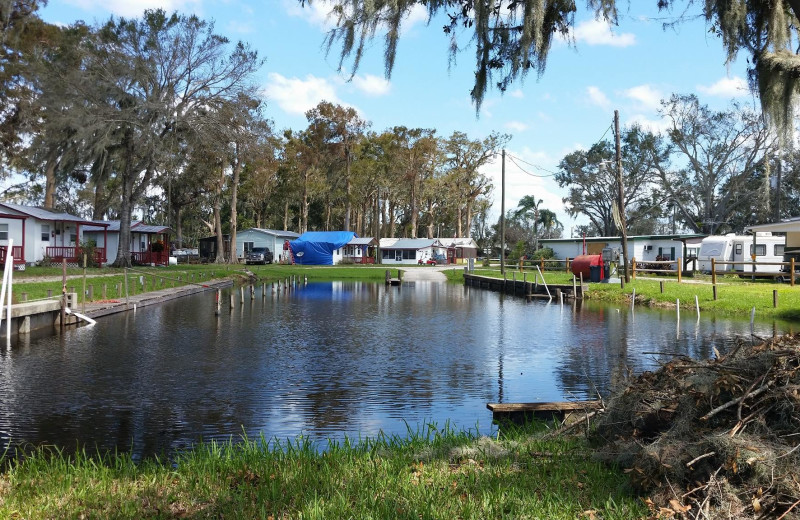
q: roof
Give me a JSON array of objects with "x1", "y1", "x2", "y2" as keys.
[
  {"x1": 540, "y1": 233, "x2": 705, "y2": 244},
  {"x1": 380, "y1": 238, "x2": 443, "y2": 249},
  {"x1": 0, "y1": 202, "x2": 104, "y2": 225},
  {"x1": 242, "y1": 228, "x2": 301, "y2": 238},
  {"x1": 438, "y1": 237, "x2": 478, "y2": 248},
  {"x1": 84, "y1": 220, "x2": 170, "y2": 233},
  {"x1": 745, "y1": 217, "x2": 800, "y2": 233},
  {"x1": 348, "y1": 237, "x2": 377, "y2": 246}
]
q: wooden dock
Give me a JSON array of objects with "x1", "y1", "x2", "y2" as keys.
[
  {"x1": 464, "y1": 273, "x2": 586, "y2": 300},
  {"x1": 487, "y1": 400, "x2": 601, "y2": 424}
]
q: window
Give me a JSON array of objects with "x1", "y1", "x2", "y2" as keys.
[
  {"x1": 735, "y1": 244, "x2": 743, "y2": 255},
  {"x1": 72, "y1": 234, "x2": 78, "y2": 245},
  {"x1": 0, "y1": 223, "x2": 7, "y2": 241},
  {"x1": 776, "y1": 245, "x2": 785, "y2": 257},
  {"x1": 41, "y1": 224, "x2": 50, "y2": 242},
  {"x1": 243, "y1": 242, "x2": 254, "y2": 253},
  {"x1": 750, "y1": 244, "x2": 766, "y2": 256}
]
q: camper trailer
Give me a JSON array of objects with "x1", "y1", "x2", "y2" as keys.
[{"x1": 697, "y1": 232, "x2": 785, "y2": 274}]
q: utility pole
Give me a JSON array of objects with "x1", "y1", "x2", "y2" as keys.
[
  {"x1": 614, "y1": 110, "x2": 630, "y2": 283},
  {"x1": 775, "y1": 148, "x2": 782, "y2": 222},
  {"x1": 500, "y1": 149, "x2": 506, "y2": 275}
]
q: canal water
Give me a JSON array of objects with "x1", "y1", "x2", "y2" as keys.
[{"x1": 0, "y1": 281, "x2": 794, "y2": 458}]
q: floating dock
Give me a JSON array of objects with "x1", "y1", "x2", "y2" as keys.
[{"x1": 487, "y1": 400, "x2": 601, "y2": 424}]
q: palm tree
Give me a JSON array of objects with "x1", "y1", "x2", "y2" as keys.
[
  {"x1": 514, "y1": 195, "x2": 542, "y2": 251},
  {"x1": 538, "y1": 209, "x2": 563, "y2": 239}
]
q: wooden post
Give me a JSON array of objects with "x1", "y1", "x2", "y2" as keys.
[
  {"x1": 540, "y1": 258, "x2": 544, "y2": 271},
  {"x1": 565, "y1": 257, "x2": 570, "y2": 273},
  {"x1": 631, "y1": 258, "x2": 636, "y2": 280},
  {"x1": 102, "y1": 284, "x2": 107, "y2": 299},
  {"x1": 61, "y1": 259, "x2": 66, "y2": 330},
  {"x1": 124, "y1": 267, "x2": 129, "y2": 307},
  {"x1": 572, "y1": 275, "x2": 576, "y2": 297},
  {"x1": 711, "y1": 258, "x2": 717, "y2": 285},
  {"x1": 579, "y1": 272, "x2": 584, "y2": 294},
  {"x1": 230, "y1": 292, "x2": 234, "y2": 309},
  {"x1": 677, "y1": 257, "x2": 682, "y2": 283},
  {"x1": 385, "y1": 270, "x2": 390, "y2": 284},
  {"x1": 82, "y1": 254, "x2": 87, "y2": 313},
  {"x1": 713, "y1": 285, "x2": 717, "y2": 301},
  {"x1": 47, "y1": 289, "x2": 53, "y2": 298},
  {"x1": 215, "y1": 289, "x2": 221, "y2": 316},
  {"x1": 250, "y1": 284, "x2": 255, "y2": 300},
  {"x1": 773, "y1": 289, "x2": 778, "y2": 308},
  {"x1": 240, "y1": 286, "x2": 244, "y2": 304},
  {"x1": 660, "y1": 281, "x2": 664, "y2": 293}
]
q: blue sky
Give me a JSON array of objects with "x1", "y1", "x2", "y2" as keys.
[{"x1": 41, "y1": 1, "x2": 753, "y2": 235}]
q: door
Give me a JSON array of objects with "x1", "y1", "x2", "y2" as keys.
[{"x1": 395, "y1": 250, "x2": 402, "y2": 262}]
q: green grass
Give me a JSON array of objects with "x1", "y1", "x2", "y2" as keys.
[
  {"x1": 469, "y1": 268, "x2": 800, "y2": 320},
  {"x1": 0, "y1": 424, "x2": 646, "y2": 519}
]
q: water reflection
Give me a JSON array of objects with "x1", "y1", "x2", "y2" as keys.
[{"x1": 0, "y1": 281, "x2": 794, "y2": 458}]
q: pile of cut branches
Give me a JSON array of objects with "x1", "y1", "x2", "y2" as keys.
[{"x1": 591, "y1": 334, "x2": 800, "y2": 519}]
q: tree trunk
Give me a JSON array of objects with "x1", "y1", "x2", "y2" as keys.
[
  {"x1": 301, "y1": 171, "x2": 309, "y2": 234},
  {"x1": 388, "y1": 200, "x2": 396, "y2": 238},
  {"x1": 344, "y1": 155, "x2": 352, "y2": 230},
  {"x1": 175, "y1": 206, "x2": 183, "y2": 248},
  {"x1": 283, "y1": 199, "x2": 289, "y2": 231},
  {"x1": 465, "y1": 202, "x2": 473, "y2": 238},
  {"x1": 456, "y1": 207, "x2": 463, "y2": 237},
  {"x1": 43, "y1": 152, "x2": 58, "y2": 209},
  {"x1": 214, "y1": 166, "x2": 225, "y2": 263}
]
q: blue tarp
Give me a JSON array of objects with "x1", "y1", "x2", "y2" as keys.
[{"x1": 289, "y1": 231, "x2": 357, "y2": 265}]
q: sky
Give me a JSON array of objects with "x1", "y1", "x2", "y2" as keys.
[{"x1": 39, "y1": 0, "x2": 755, "y2": 236}]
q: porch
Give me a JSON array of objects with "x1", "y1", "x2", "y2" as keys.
[{"x1": 344, "y1": 256, "x2": 375, "y2": 264}]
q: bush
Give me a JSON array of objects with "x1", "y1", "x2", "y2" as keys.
[{"x1": 77, "y1": 240, "x2": 99, "y2": 268}]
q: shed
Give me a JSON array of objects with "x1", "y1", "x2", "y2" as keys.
[
  {"x1": 437, "y1": 237, "x2": 479, "y2": 264},
  {"x1": 290, "y1": 231, "x2": 357, "y2": 265},
  {"x1": 236, "y1": 228, "x2": 300, "y2": 264},
  {"x1": 199, "y1": 235, "x2": 230, "y2": 262}
]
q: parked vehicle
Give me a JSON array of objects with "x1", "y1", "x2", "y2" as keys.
[
  {"x1": 697, "y1": 233, "x2": 785, "y2": 274},
  {"x1": 246, "y1": 247, "x2": 273, "y2": 265}
]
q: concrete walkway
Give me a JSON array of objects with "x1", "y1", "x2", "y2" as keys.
[
  {"x1": 81, "y1": 278, "x2": 232, "y2": 319},
  {"x1": 398, "y1": 266, "x2": 450, "y2": 283}
]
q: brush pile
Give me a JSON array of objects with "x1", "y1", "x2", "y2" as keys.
[{"x1": 591, "y1": 333, "x2": 800, "y2": 519}]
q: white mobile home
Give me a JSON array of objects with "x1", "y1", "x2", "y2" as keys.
[
  {"x1": 379, "y1": 238, "x2": 446, "y2": 265},
  {"x1": 0, "y1": 202, "x2": 109, "y2": 267},
  {"x1": 83, "y1": 220, "x2": 171, "y2": 266},
  {"x1": 697, "y1": 233, "x2": 785, "y2": 273},
  {"x1": 334, "y1": 237, "x2": 378, "y2": 264},
  {"x1": 540, "y1": 234, "x2": 705, "y2": 266}
]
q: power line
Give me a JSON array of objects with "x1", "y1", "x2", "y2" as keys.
[{"x1": 505, "y1": 154, "x2": 557, "y2": 177}]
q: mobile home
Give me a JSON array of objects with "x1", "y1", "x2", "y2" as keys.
[{"x1": 697, "y1": 233, "x2": 785, "y2": 273}]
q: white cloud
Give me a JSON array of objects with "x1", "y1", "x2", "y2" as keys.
[
  {"x1": 263, "y1": 73, "x2": 345, "y2": 115},
  {"x1": 697, "y1": 76, "x2": 749, "y2": 98},
  {"x1": 626, "y1": 113, "x2": 669, "y2": 134},
  {"x1": 573, "y1": 19, "x2": 636, "y2": 47},
  {"x1": 586, "y1": 86, "x2": 611, "y2": 109},
  {"x1": 283, "y1": 0, "x2": 336, "y2": 29},
  {"x1": 509, "y1": 89, "x2": 525, "y2": 99},
  {"x1": 351, "y1": 74, "x2": 391, "y2": 96},
  {"x1": 505, "y1": 121, "x2": 529, "y2": 132},
  {"x1": 64, "y1": 0, "x2": 201, "y2": 17},
  {"x1": 624, "y1": 84, "x2": 663, "y2": 112},
  {"x1": 227, "y1": 20, "x2": 254, "y2": 34}
]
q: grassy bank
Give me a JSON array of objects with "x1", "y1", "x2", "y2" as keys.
[
  {"x1": 471, "y1": 268, "x2": 800, "y2": 321},
  {"x1": 9, "y1": 264, "x2": 467, "y2": 303},
  {"x1": 0, "y1": 425, "x2": 645, "y2": 519}
]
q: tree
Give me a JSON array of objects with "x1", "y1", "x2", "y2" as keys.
[
  {"x1": 657, "y1": 94, "x2": 774, "y2": 234},
  {"x1": 442, "y1": 131, "x2": 508, "y2": 237},
  {"x1": 304, "y1": 101, "x2": 369, "y2": 231},
  {"x1": 537, "y1": 208, "x2": 562, "y2": 239},
  {"x1": 307, "y1": 0, "x2": 800, "y2": 127},
  {"x1": 556, "y1": 126, "x2": 666, "y2": 236},
  {"x1": 513, "y1": 194, "x2": 542, "y2": 250},
  {"x1": 54, "y1": 10, "x2": 261, "y2": 266}
]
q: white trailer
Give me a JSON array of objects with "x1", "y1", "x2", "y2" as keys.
[{"x1": 697, "y1": 232, "x2": 785, "y2": 274}]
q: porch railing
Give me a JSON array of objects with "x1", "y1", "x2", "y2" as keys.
[
  {"x1": 46, "y1": 246, "x2": 106, "y2": 265},
  {"x1": 132, "y1": 250, "x2": 169, "y2": 266},
  {"x1": 345, "y1": 256, "x2": 375, "y2": 264},
  {"x1": 0, "y1": 245, "x2": 24, "y2": 264}
]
